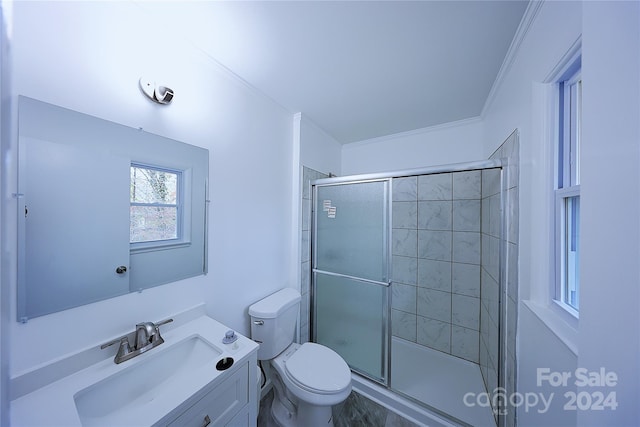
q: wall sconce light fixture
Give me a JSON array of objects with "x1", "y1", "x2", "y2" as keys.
[{"x1": 139, "y1": 77, "x2": 174, "y2": 105}]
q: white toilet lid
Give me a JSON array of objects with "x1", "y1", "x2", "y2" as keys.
[{"x1": 284, "y1": 343, "x2": 351, "y2": 394}]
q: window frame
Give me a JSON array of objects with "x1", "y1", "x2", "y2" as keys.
[
  {"x1": 554, "y1": 187, "x2": 580, "y2": 315},
  {"x1": 554, "y1": 63, "x2": 581, "y2": 317},
  {"x1": 130, "y1": 163, "x2": 185, "y2": 250},
  {"x1": 129, "y1": 161, "x2": 192, "y2": 253}
]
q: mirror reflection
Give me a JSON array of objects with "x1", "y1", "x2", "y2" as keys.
[{"x1": 17, "y1": 97, "x2": 209, "y2": 321}]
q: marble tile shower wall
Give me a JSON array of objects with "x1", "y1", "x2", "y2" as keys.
[
  {"x1": 488, "y1": 131, "x2": 519, "y2": 427},
  {"x1": 300, "y1": 166, "x2": 329, "y2": 344},
  {"x1": 479, "y1": 168, "x2": 502, "y2": 402},
  {"x1": 391, "y1": 171, "x2": 483, "y2": 363}
]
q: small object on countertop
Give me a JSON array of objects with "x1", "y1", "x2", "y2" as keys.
[{"x1": 222, "y1": 329, "x2": 238, "y2": 344}]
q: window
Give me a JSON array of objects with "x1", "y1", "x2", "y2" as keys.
[
  {"x1": 555, "y1": 65, "x2": 581, "y2": 312},
  {"x1": 130, "y1": 164, "x2": 182, "y2": 244}
]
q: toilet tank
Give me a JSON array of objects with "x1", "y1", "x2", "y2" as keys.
[{"x1": 248, "y1": 288, "x2": 301, "y2": 360}]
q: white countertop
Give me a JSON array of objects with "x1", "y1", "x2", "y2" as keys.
[{"x1": 10, "y1": 313, "x2": 258, "y2": 427}]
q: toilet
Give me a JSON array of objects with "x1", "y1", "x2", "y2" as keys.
[{"x1": 249, "y1": 288, "x2": 351, "y2": 427}]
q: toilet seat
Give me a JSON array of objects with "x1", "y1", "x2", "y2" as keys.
[{"x1": 283, "y1": 343, "x2": 351, "y2": 395}]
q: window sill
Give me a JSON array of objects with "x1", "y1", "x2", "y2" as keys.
[
  {"x1": 552, "y1": 298, "x2": 579, "y2": 320},
  {"x1": 523, "y1": 299, "x2": 579, "y2": 356},
  {"x1": 131, "y1": 241, "x2": 191, "y2": 254}
]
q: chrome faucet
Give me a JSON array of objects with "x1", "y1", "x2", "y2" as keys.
[
  {"x1": 135, "y1": 322, "x2": 157, "y2": 348},
  {"x1": 101, "y1": 318, "x2": 173, "y2": 364}
]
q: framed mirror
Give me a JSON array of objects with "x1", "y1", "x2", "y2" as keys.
[{"x1": 17, "y1": 97, "x2": 209, "y2": 321}]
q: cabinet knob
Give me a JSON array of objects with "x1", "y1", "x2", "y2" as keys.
[{"x1": 115, "y1": 266, "x2": 127, "y2": 274}]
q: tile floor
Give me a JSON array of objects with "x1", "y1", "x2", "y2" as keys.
[{"x1": 258, "y1": 388, "x2": 420, "y2": 427}]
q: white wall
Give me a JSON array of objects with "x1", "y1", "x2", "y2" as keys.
[
  {"x1": 6, "y1": 1, "x2": 295, "y2": 377},
  {"x1": 341, "y1": 117, "x2": 484, "y2": 176},
  {"x1": 481, "y1": 2, "x2": 582, "y2": 425},
  {"x1": 299, "y1": 113, "x2": 342, "y2": 176},
  {"x1": 483, "y1": 0, "x2": 583, "y2": 301},
  {"x1": 482, "y1": 1, "x2": 640, "y2": 425},
  {"x1": 518, "y1": 308, "x2": 577, "y2": 426},
  {"x1": 578, "y1": 2, "x2": 640, "y2": 425}
]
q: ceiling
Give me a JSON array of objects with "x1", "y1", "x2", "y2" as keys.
[{"x1": 141, "y1": 1, "x2": 529, "y2": 144}]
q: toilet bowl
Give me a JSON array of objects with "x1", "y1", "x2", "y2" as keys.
[
  {"x1": 269, "y1": 342, "x2": 351, "y2": 426},
  {"x1": 249, "y1": 288, "x2": 352, "y2": 427},
  {"x1": 273, "y1": 342, "x2": 351, "y2": 404}
]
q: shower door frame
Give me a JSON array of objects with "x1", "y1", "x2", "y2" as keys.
[
  {"x1": 310, "y1": 177, "x2": 393, "y2": 385},
  {"x1": 309, "y1": 158, "x2": 508, "y2": 425}
]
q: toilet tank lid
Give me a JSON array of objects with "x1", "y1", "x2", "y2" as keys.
[{"x1": 249, "y1": 288, "x2": 301, "y2": 318}]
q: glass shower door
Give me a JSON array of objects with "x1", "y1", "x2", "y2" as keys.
[{"x1": 312, "y1": 180, "x2": 390, "y2": 384}]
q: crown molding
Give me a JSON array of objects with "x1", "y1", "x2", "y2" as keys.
[
  {"x1": 543, "y1": 36, "x2": 582, "y2": 83},
  {"x1": 481, "y1": 0, "x2": 546, "y2": 118}
]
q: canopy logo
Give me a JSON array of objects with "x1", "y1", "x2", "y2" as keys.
[{"x1": 463, "y1": 367, "x2": 618, "y2": 415}]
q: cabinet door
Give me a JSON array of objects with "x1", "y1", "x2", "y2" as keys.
[
  {"x1": 167, "y1": 363, "x2": 248, "y2": 427},
  {"x1": 226, "y1": 407, "x2": 250, "y2": 426}
]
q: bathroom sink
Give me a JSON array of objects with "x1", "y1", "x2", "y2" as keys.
[{"x1": 74, "y1": 335, "x2": 221, "y2": 426}]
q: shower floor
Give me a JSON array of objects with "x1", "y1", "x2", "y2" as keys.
[{"x1": 391, "y1": 337, "x2": 496, "y2": 427}]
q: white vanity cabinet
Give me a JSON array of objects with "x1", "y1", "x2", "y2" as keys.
[
  {"x1": 10, "y1": 310, "x2": 259, "y2": 427},
  {"x1": 162, "y1": 360, "x2": 251, "y2": 427}
]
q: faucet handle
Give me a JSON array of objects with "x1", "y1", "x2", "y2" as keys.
[
  {"x1": 101, "y1": 335, "x2": 129, "y2": 350},
  {"x1": 114, "y1": 337, "x2": 132, "y2": 359},
  {"x1": 151, "y1": 318, "x2": 173, "y2": 344},
  {"x1": 155, "y1": 318, "x2": 174, "y2": 328},
  {"x1": 101, "y1": 336, "x2": 132, "y2": 363}
]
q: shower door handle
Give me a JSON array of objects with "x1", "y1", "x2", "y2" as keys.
[{"x1": 313, "y1": 269, "x2": 391, "y2": 287}]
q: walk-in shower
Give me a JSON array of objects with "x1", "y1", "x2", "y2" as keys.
[{"x1": 308, "y1": 159, "x2": 509, "y2": 426}]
